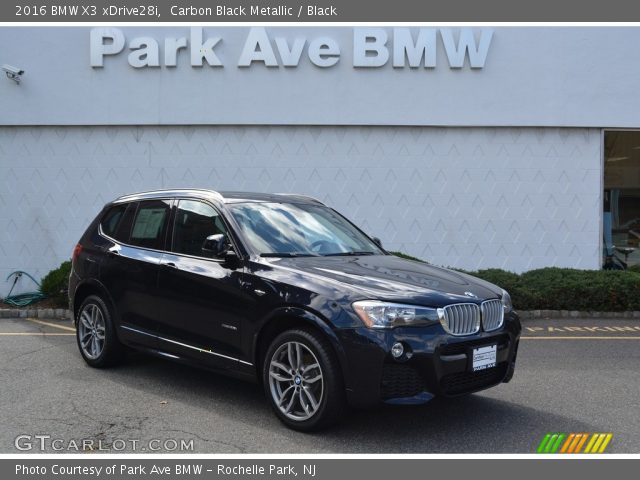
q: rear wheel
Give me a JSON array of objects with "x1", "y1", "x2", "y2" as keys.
[
  {"x1": 76, "y1": 294, "x2": 124, "y2": 368},
  {"x1": 263, "y1": 328, "x2": 345, "y2": 431}
]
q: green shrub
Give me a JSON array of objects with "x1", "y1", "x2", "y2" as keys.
[
  {"x1": 390, "y1": 251, "x2": 426, "y2": 262},
  {"x1": 470, "y1": 267, "x2": 640, "y2": 311},
  {"x1": 517, "y1": 268, "x2": 640, "y2": 311},
  {"x1": 40, "y1": 261, "x2": 71, "y2": 307},
  {"x1": 472, "y1": 268, "x2": 520, "y2": 290}
]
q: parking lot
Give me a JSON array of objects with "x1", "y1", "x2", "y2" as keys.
[{"x1": 0, "y1": 316, "x2": 638, "y2": 453}]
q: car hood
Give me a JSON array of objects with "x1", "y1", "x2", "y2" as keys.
[{"x1": 264, "y1": 254, "x2": 503, "y2": 306}]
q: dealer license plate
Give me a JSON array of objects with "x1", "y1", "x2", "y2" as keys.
[{"x1": 472, "y1": 344, "x2": 497, "y2": 371}]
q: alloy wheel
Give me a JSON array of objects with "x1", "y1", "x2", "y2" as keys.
[
  {"x1": 78, "y1": 303, "x2": 106, "y2": 360},
  {"x1": 268, "y1": 341, "x2": 324, "y2": 421}
]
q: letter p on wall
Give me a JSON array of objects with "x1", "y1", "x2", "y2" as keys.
[{"x1": 90, "y1": 28, "x2": 125, "y2": 67}]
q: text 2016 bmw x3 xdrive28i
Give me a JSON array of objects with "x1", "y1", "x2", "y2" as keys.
[{"x1": 69, "y1": 189, "x2": 521, "y2": 430}]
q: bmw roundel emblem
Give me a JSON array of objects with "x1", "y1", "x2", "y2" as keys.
[{"x1": 464, "y1": 291, "x2": 478, "y2": 298}]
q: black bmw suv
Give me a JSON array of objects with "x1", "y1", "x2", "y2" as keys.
[{"x1": 69, "y1": 189, "x2": 521, "y2": 430}]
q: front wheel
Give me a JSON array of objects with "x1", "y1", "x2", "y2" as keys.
[{"x1": 263, "y1": 328, "x2": 345, "y2": 431}]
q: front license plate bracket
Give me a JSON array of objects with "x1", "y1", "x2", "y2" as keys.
[{"x1": 471, "y1": 344, "x2": 497, "y2": 372}]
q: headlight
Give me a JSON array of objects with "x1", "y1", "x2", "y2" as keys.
[
  {"x1": 352, "y1": 300, "x2": 440, "y2": 329},
  {"x1": 501, "y1": 289, "x2": 513, "y2": 313}
]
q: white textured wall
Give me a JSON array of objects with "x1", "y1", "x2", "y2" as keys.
[{"x1": 0, "y1": 126, "x2": 602, "y2": 296}]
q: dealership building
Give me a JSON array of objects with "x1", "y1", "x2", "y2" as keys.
[{"x1": 1, "y1": 26, "x2": 640, "y2": 293}]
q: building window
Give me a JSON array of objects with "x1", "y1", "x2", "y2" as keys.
[{"x1": 603, "y1": 130, "x2": 640, "y2": 269}]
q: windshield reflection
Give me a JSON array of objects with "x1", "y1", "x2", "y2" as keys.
[{"x1": 228, "y1": 202, "x2": 383, "y2": 257}]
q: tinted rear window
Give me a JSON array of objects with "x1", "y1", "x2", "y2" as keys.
[{"x1": 100, "y1": 204, "x2": 127, "y2": 238}]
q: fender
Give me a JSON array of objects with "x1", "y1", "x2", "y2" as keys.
[
  {"x1": 252, "y1": 306, "x2": 353, "y2": 390},
  {"x1": 71, "y1": 277, "x2": 116, "y2": 323}
]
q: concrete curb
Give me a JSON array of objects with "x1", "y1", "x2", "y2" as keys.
[
  {"x1": 2, "y1": 308, "x2": 640, "y2": 321},
  {"x1": 0, "y1": 308, "x2": 71, "y2": 320},
  {"x1": 517, "y1": 310, "x2": 640, "y2": 320}
]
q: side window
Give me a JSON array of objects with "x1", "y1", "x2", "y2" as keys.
[
  {"x1": 172, "y1": 200, "x2": 228, "y2": 258},
  {"x1": 100, "y1": 204, "x2": 127, "y2": 238},
  {"x1": 129, "y1": 200, "x2": 171, "y2": 250}
]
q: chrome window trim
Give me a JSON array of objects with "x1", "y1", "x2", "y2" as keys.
[
  {"x1": 98, "y1": 197, "x2": 246, "y2": 263},
  {"x1": 98, "y1": 198, "x2": 173, "y2": 255},
  {"x1": 98, "y1": 222, "x2": 168, "y2": 256}
]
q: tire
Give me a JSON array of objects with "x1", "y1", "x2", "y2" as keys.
[
  {"x1": 75, "y1": 294, "x2": 124, "y2": 368},
  {"x1": 262, "y1": 328, "x2": 346, "y2": 431}
]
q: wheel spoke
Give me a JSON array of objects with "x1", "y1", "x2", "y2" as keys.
[
  {"x1": 299, "y1": 390, "x2": 311, "y2": 415},
  {"x1": 278, "y1": 385, "x2": 295, "y2": 406},
  {"x1": 80, "y1": 312, "x2": 92, "y2": 330},
  {"x1": 303, "y1": 373, "x2": 322, "y2": 384},
  {"x1": 283, "y1": 389, "x2": 297, "y2": 414},
  {"x1": 287, "y1": 343, "x2": 296, "y2": 370},
  {"x1": 271, "y1": 361, "x2": 292, "y2": 375},
  {"x1": 295, "y1": 343, "x2": 302, "y2": 370},
  {"x1": 81, "y1": 332, "x2": 93, "y2": 348},
  {"x1": 95, "y1": 326, "x2": 105, "y2": 340},
  {"x1": 302, "y1": 362, "x2": 319, "y2": 372},
  {"x1": 91, "y1": 335, "x2": 99, "y2": 356},
  {"x1": 302, "y1": 386, "x2": 319, "y2": 410},
  {"x1": 269, "y1": 371, "x2": 292, "y2": 382}
]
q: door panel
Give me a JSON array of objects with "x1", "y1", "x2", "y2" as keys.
[
  {"x1": 155, "y1": 199, "x2": 249, "y2": 368},
  {"x1": 101, "y1": 243, "x2": 165, "y2": 335},
  {"x1": 99, "y1": 199, "x2": 172, "y2": 346}
]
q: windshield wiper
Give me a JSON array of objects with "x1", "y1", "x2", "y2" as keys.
[
  {"x1": 322, "y1": 251, "x2": 377, "y2": 256},
  {"x1": 260, "y1": 252, "x2": 320, "y2": 258}
]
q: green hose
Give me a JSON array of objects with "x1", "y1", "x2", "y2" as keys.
[{"x1": 2, "y1": 271, "x2": 46, "y2": 307}]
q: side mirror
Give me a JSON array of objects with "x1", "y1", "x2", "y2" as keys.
[
  {"x1": 372, "y1": 237, "x2": 383, "y2": 248},
  {"x1": 202, "y1": 234, "x2": 227, "y2": 257}
]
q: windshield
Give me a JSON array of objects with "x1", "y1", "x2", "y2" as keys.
[{"x1": 227, "y1": 202, "x2": 384, "y2": 257}]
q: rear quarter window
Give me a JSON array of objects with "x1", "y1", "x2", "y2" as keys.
[{"x1": 100, "y1": 204, "x2": 127, "y2": 238}]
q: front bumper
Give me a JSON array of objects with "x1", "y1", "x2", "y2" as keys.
[{"x1": 338, "y1": 312, "x2": 521, "y2": 408}]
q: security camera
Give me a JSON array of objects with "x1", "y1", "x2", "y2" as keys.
[{"x1": 2, "y1": 64, "x2": 24, "y2": 84}]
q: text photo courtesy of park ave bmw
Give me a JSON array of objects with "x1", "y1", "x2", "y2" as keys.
[{"x1": 1, "y1": 3, "x2": 640, "y2": 473}]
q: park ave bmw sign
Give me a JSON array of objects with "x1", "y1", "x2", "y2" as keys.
[{"x1": 90, "y1": 27, "x2": 493, "y2": 69}]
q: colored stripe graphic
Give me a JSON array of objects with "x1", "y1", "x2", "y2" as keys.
[
  {"x1": 597, "y1": 434, "x2": 613, "y2": 453},
  {"x1": 559, "y1": 433, "x2": 575, "y2": 453},
  {"x1": 574, "y1": 433, "x2": 589, "y2": 453},
  {"x1": 537, "y1": 433, "x2": 612, "y2": 453},
  {"x1": 536, "y1": 434, "x2": 552, "y2": 453},
  {"x1": 550, "y1": 433, "x2": 566, "y2": 453}
]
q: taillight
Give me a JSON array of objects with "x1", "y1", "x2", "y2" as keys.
[{"x1": 72, "y1": 243, "x2": 83, "y2": 263}]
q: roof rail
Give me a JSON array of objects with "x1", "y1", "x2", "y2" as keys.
[
  {"x1": 114, "y1": 188, "x2": 224, "y2": 202},
  {"x1": 273, "y1": 193, "x2": 325, "y2": 205}
]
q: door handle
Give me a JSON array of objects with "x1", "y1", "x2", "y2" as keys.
[
  {"x1": 107, "y1": 247, "x2": 120, "y2": 256},
  {"x1": 161, "y1": 262, "x2": 177, "y2": 268}
]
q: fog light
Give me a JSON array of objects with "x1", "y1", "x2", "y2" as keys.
[{"x1": 391, "y1": 342, "x2": 404, "y2": 359}]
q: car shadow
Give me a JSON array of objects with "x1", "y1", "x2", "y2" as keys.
[{"x1": 66, "y1": 346, "x2": 595, "y2": 454}]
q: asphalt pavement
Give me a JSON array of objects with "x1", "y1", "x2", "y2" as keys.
[{"x1": 0, "y1": 316, "x2": 638, "y2": 453}]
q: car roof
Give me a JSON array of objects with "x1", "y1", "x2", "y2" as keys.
[{"x1": 112, "y1": 189, "x2": 325, "y2": 205}]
